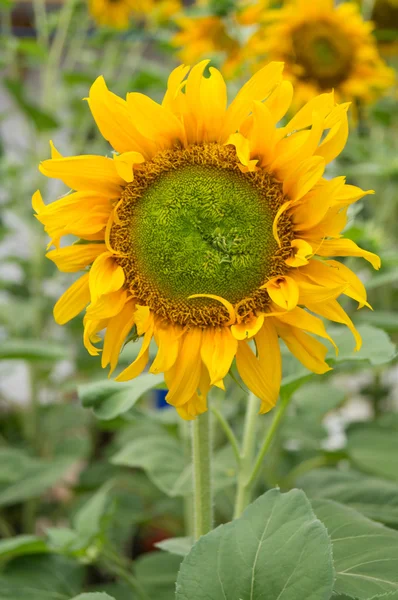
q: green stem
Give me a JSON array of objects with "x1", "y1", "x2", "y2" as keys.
[
  {"x1": 179, "y1": 420, "x2": 193, "y2": 538},
  {"x1": 233, "y1": 393, "x2": 259, "y2": 519},
  {"x1": 246, "y1": 394, "x2": 290, "y2": 489},
  {"x1": 32, "y1": 0, "x2": 49, "y2": 48},
  {"x1": 192, "y1": 410, "x2": 213, "y2": 539},
  {"x1": 102, "y1": 548, "x2": 150, "y2": 600},
  {"x1": 211, "y1": 405, "x2": 241, "y2": 464},
  {"x1": 42, "y1": 0, "x2": 76, "y2": 106}
]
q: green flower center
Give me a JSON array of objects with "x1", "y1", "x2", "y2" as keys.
[
  {"x1": 131, "y1": 164, "x2": 276, "y2": 304},
  {"x1": 111, "y1": 143, "x2": 292, "y2": 327},
  {"x1": 292, "y1": 21, "x2": 353, "y2": 89}
]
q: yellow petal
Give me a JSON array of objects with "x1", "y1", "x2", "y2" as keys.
[
  {"x1": 175, "y1": 366, "x2": 209, "y2": 420},
  {"x1": 225, "y1": 133, "x2": 258, "y2": 171},
  {"x1": 249, "y1": 101, "x2": 276, "y2": 165},
  {"x1": 265, "y1": 80, "x2": 293, "y2": 124},
  {"x1": 301, "y1": 259, "x2": 370, "y2": 308},
  {"x1": 255, "y1": 318, "x2": 282, "y2": 413},
  {"x1": 334, "y1": 185, "x2": 374, "y2": 205},
  {"x1": 236, "y1": 333, "x2": 281, "y2": 413},
  {"x1": 315, "y1": 239, "x2": 381, "y2": 270},
  {"x1": 86, "y1": 289, "x2": 128, "y2": 320},
  {"x1": 116, "y1": 316, "x2": 154, "y2": 382},
  {"x1": 231, "y1": 313, "x2": 265, "y2": 340},
  {"x1": 126, "y1": 92, "x2": 185, "y2": 147},
  {"x1": 134, "y1": 305, "x2": 152, "y2": 335},
  {"x1": 201, "y1": 327, "x2": 237, "y2": 385},
  {"x1": 222, "y1": 62, "x2": 284, "y2": 138},
  {"x1": 89, "y1": 252, "x2": 125, "y2": 302},
  {"x1": 166, "y1": 328, "x2": 202, "y2": 407},
  {"x1": 162, "y1": 64, "x2": 190, "y2": 110},
  {"x1": 199, "y1": 67, "x2": 227, "y2": 141},
  {"x1": 53, "y1": 273, "x2": 90, "y2": 325},
  {"x1": 275, "y1": 306, "x2": 336, "y2": 349},
  {"x1": 101, "y1": 298, "x2": 136, "y2": 374},
  {"x1": 113, "y1": 151, "x2": 145, "y2": 183},
  {"x1": 306, "y1": 298, "x2": 362, "y2": 351},
  {"x1": 285, "y1": 239, "x2": 313, "y2": 267},
  {"x1": 87, "y1": 76, "x2": 157, "y2": 157},
  {"x1": 150, "y1": 322, "x2": 182, "y2": 374},
  {"x1": 46, "y1": 244, "x2": 106, "y2": 273},
  {"x1": 316, "y1": 107, "x2": 349, "y2": 164},
  {"x1": 283, "y1": 156, "x2": 325, "y2": 202},
  {"x1": 284, "y1": 91, "x2": 334, "y2": 134},
  {"x1": 292, "y1": 177, "x2": 346, "y2": 232},
  {"x1": 83, "y1": 317, "x2": 108, "y2": 356},
  {"x1": 39, "y1": 154, "x2": 124, "y2": 198},
  {"x1": 32, "y1": 190, "x2": 45, "y2": 213},
  {"x1": 275, "y1": 322, "x2": 332, "y2": 375},
  {"x1": 262, "y1": 276, "x2": 299, "y2": 311}
]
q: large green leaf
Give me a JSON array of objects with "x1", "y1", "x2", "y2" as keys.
[
  {"x1": 299, "y1": 468, "x2": 398, "y2": 526},
  {"x1": 0, "y1": 535, "x2": 48, "y2": 561},
  {"x1": 73, "y1": 483, "x2": 113, "y2": 545},
  {"x1": 176, "y1": 488, "x2": 334, "y2": 600},
  {"x1": 328, "y1": 325, "x2": 396, "y2": 366},
  {"x1": 68, "y1": 595, "x2": 116, "y2": 600},
  {"x1": 0, "y1": 339, "x2": 69, "y2": 361},
  {"x1": 347, "y1": 425, "x2": 398, "y2": 481},
  {"x1": 78, "y1": 373, "x2": 164, "y2": 420},
  {"x1": 312, "y1": 499, "x2": 398, "y2": 599},
  {"x1": 155, "y1": 537, "x2": 192, "y2": 557},
  {"x1": 0, "y1": 554, "x2": 84, "y2": 600},
  {"x1": 135, "y1": 551, "x2": 182, "y2": 600},
  {"x1": 0, "y1": 456, "x2": 77, "y2": 507},
  {"x1": 111, "y1": 425, "x2": 187, "y2": 496}
]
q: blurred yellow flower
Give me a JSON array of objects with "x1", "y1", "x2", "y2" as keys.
[
  {"x1": 247, "y1": 0, "x2": 395, "y2": 106},
  {"x1": 89, "y1": 0, "x2": 135, "y2": 30},
  {"x1": 173, "y1": 14, "x2": 241, "y2": 77},
  {"x1": 89, "y1": 0, "x2": 180, "y2": 29},
  {"x1": 34, "y1": 61, "x2": 378, "y2": 419}
]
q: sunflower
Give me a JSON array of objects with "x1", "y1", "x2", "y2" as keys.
[
  {"x1": 372, "y1": 0, "x2": 398, "y2": 56},
  {"x1": 89, "y1": 0, "x2": 180, "y2": 29},
  {"x1": 173, "y1": 13, "x2": 241, "y2": 78},
  {"x1": 89, "y1": 0, "x2": 135, "y2": 29},
  {"x1": 246, "y1": 0, "x2": 394, "y2": 107},
  {"x1": 34, "y1": 61, "x2": 379, "y2": 420}
]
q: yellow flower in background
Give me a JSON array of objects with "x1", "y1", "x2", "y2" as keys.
[
  {"x1": 173, "y1": 15, "x2": 241, "y2": 78},
  {"x1": 34, "y1": 61, "x2": 379, "y2": 420},
  {"x1": 247, "y1": 0, "x2": 394, "y2": 107},
  {"x1": 89, "y1": 0, "x2": 135, "y2": 29},
  {"x1": 371, "y1": 0, "x2": 398, "y2": 56},
  {"x1": 89, "y1": 0, "x2": 180, "y2": 29},
  {"x1": 132, "y1": 0, "x2": 181, "y2": 23}
]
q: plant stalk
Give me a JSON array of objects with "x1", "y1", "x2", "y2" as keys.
[
  {"x1": 192, "y1": 410, "x2": 213, "y2": 540},
  {"x1": 233, "y1": 393, "x2": 259, "y2": 519}
]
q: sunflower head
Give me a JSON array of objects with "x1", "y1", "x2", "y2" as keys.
[
  {"x1": 172, "y1": 7, "x2": 241, "y2": 77},
  {"x1": 247, "y1": 0, "x2": 395, "y2": 106},
  {"x1": 89, "y1": 0, "x2": 135, "y2": 29},
  {"x1": 34, "y1": 60, "x2": 380, "y2": 420},
  {"x1": 89, "y1": 0, "x2": 180, "y2": 29}
]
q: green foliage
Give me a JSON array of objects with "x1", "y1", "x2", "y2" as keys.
[
  {"x1": 1, "y1": 1, "x2": 398, "y2": 598},
  {"x1": 176, "y1": 489, "x2": 334, "y2": 600},
  {"x1": 78, "y1": 374, "x2": 164, "y2": 420},
  {"x1": 299, "y1": 469, "x2": 398, "y2": 527},
  {"x1": 313, "y1": 499, "x2": 398, "y2": 598}
]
